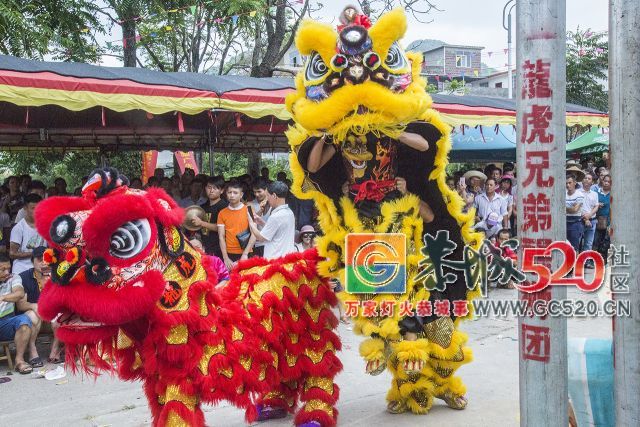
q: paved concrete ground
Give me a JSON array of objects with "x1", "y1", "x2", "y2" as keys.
[{"x1": 0, "y1": 286, "x2": 612, "y2": 427}]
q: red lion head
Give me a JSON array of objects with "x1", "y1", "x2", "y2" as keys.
[{"x1": 36, "y1": 169, "x2": 186, "y2": 348}]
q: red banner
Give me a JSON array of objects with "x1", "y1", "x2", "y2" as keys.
[
  {"x1": 175, "y1": 151, "x2": 199, "y2": 175},
  {"x1": 141, "y1": 150, "x2": 158, "y2": 184}
]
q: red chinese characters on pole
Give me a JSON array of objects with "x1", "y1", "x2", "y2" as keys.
[
  {"x1": 523, "y1": 193, "x2": 552, "y2": 232},
  {"x1": 521, "y1": 323, "x2": 551, "y2": 362},
  {"x1": 522, "y1": 59, "x2": 552, "y2": 99},
  {"x1": 523, "y1": 151, "x2": 555, "y2": 188},
  {"x1": 521, "y1": 105, "x2": 554, "y2": 144}
]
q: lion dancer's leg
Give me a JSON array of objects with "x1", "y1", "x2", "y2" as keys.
[
  {"x1": 294, "y1": 310, "x2": 342, "y2": 426},
  {"x1": 146, "y1": 378, "x2": 204, "y2": 427},
  {"x1": 255, "y1": 380, "x2": 299, "y2": 421},
  {"x1": 296, "y1": 373, "x2": 340, "y2": 427},
  {"x1": 381, "y1": 312, "x2": 433, "y2": 414},
  {"x1": 424, "y1": 317, "x2": 473, "y2": 410}
]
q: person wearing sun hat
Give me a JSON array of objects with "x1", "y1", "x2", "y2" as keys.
[
  {"x1": 463, "y1": 169, "x2": 487, "y2": 196},
  {"x1": 565, "y1": 165, "x2": 585, "y2": 183},
  {"x1": 295, "y1": 225, "x2": 317, "y2": 252}
]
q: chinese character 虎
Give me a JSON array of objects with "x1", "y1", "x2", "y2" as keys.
[{"x1": 521, "y1": 105, "x2": 554, "y2": 144}]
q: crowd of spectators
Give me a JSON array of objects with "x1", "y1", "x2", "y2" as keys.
[
  {"x1": 449, "y1": 154, "x2": 612, "y2": 283},
  {"x1": 0, "y1": 166, "x2": 323, "y2": 374}
]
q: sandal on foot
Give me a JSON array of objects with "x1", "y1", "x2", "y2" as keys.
[
  {"x1": 387, "y1": 400, "x2": 408, "y2": 414},
  {"x1": 47, "y1": 356, "x2": 64, "y2": 364},
  {"x1": 29, "y1": 357, "x2": 44, "y2": 368},
  {"x1": 437, "y1": 392, "x2": 468, "y2": 410},
  {"x1": 15, "y1": 361, "x2": 33, "y2": 375}
]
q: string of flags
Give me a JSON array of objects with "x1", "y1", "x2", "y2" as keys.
[{"x1": 76, "y1": 0, "x2": 304, "y2": 50}]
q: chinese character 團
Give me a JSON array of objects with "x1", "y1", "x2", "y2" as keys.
[{"x1": 521, "y1": 323, "x2": 550, "y2": 362}]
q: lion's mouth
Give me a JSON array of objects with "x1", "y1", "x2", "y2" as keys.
[
  {"x1": 349, "y1": 159, "x2": 367, "y2": 169},
  {"x1": 53, "y1": 311, "x2": 105, "y2": 329}
]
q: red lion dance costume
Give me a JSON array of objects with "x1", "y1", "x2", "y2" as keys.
[{"x1": 36, "y1": 168, "x2": 341, "y2": 427}]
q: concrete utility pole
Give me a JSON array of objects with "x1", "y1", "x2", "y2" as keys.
[
  {"x1": 515, "y1": 1, "x2": 568, "y2": 426},
  {"x1": 503, "y1": 0, "x2": 516, "y2": 98},
  {"x1": 610, "y1": 0, "x2": 640, "y2": 425}
]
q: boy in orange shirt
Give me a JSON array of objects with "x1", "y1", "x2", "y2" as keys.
[{"x1": 217, "y1": 181, "x2": 255, "y2": 270}]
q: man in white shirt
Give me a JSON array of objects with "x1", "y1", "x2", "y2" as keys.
[
  {"x1": 10, "y1": 193, "x2": 46, "y2": 275},
  {"x1": 249, "y1": 180, "x2": 272, "y2": 258},
  {"x1": 579, "y1": 172, "x2": 599, "y2": 252},
  {"x1": 566, "y1": 174, "x2": 585, "y2": 252},
  {"x1": 247, "y1": 181, "x2": 296, "y2": 259},
  {"x1": 473, "y1": 178, "x2": 507, "y2": 238}
]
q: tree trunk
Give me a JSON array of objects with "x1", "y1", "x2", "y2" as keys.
[{"x1": 122, "y1": 21, "x2": 137, "y2": 67}]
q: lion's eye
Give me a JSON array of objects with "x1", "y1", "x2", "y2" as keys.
[
  {"x1": 109, "y1": 219, "x2": 151, "y2": 259},
  {"x1": 305, "y1": 52, "x2": 329, "y2": 81},
  {"x1": 384, "y1": 43, "x2": 408, "y2": 71}
]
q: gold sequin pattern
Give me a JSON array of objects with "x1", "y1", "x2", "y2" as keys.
[
  {"x1": 433, "y1": 366, "x2": 454, "y2": 378},
  {"x1": 303, "y1": 399, "x2": 334, "y2": 416},
  {"x1": 239, "y1": 356, "x2": 252, "y2": 371},
  {"x1": 219, "y1": 367, "x2": 233, "y2": 378},
  {"x1": 304, "y1": 343, "x2": 334, "y2": 364},
  {"x1": 198, "y1": 343, "x2": 226, "y2": 375},
  {"x1": 259, "y1": 366, "x2": 267, "y2": 381},
  {"x1": 166, "y1": 411, "x2": 187, "y2": 427},
  {"x1": 304, "y1": 302, "x2": 323, "y2": 323},
  {"x1": 166, "y1": 324, "x2": 189, "y2": 345},
  {"x1": 199, "y1": 293, "x2": 208, "y2": 317},
  {"x1": 232, "y1": 326, "x2": 243, "y2": 341},
  {"x1": 286, "y1": 352, "x2": 298, "y2": 367},
  {"x1": 289, "y1": 333, "x2": 299, "y2": 344},
  {"x1": 261, "y1": 316, "x2": 273, "y2": 332},
  {"x1": 132, "y1": 352, "x2": 142, "y2": 370},
  {"x1": 116, "y1": 328, "x2": 133, "y2": 349},
  {"x1": 424, "y1": 317, "x2": 454, "y2": 349},
  {"x1": 410, "y1": 390, "x2": 431, "y2": 408},
  {"x1": 303, "y1": 377, "x2": 334, "y2": 394},
  {"x1": 161, "y1": 384, "x2": 197, "y2": 410}
]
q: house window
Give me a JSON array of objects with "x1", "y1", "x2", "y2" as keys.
[
  {"x1": 480, "y1": 82, "x2": 489, "y2": 87},
  {"x1": 495, "y1": 82, "x2": 503, "y2": 88},
  {"x1": 455, "y1": 50, "x2": 470, "y2": 68}
]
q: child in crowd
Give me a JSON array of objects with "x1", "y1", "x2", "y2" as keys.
[
  {"x1": 493, "y1": 228, "x2": 517, "y2": 289},
  {"x1": 190, "y1": 239, "x2": 229, "y2": 288}
]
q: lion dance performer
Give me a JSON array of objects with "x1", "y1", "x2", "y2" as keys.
[
  {"x1": 36, "y1": 168, "x2": 341, "y2": 426},
  {"x1": 287, "y1": 7, "x2": 484, "y2": 415}
]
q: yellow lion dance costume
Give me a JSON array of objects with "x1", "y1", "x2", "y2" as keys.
[{"x1": 287, "y1": 7, "x2": 484, "y2": 415}]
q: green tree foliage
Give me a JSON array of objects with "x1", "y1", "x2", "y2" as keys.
[
  {"x1": 0, "y1": 0, "x2": 103, "y2": 62},
  {"x1": 0, "y1": 151, "x2": 141, "y2": 189},
  {"x1": 566, "y1": 28, "x2": 608, "y2": 112}
]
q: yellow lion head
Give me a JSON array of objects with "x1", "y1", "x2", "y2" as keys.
[{"x1": 286, "y1": 9, "x2": 431, "y2": 141}]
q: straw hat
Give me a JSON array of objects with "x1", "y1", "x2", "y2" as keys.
[
  {"x1": 565, "y1": 166, "x2": 585, "y2": 181},
  {"x1": 182, "y1": 205, "x2": 206, "y2": 231},
  {"x1": 463, "y1": 170, "x2": 487, "y2": 181}
]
